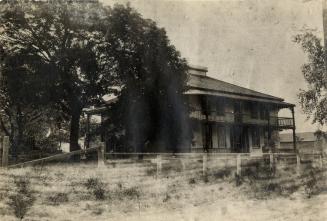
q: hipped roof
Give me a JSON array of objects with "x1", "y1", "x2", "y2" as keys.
[{"x1": 187, "y1": 74, "x2": 294, "y2": 108}]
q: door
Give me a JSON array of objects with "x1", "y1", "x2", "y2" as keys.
[
  {"x1": 231, "y1": 126, "x2": 241, "y2": 152},
  {"x1": 202, "y1": 123, "x2": 212, "y2": 151},
  {"x1": 231, "y1": 126, "x2": 249, "y2": 153}
]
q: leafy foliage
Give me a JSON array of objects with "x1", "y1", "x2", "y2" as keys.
[
  {"x1": 293, "y1": 32, "x2": 327, "y2": 125},
  {"x1": 103, "y1": 5, "x2": 190, "y2": 152},
  {"x1": 0, "y1": 2, "x2": 116, "y2": 153},
  {"x1": 0, "y1": 2, "x2": 189, "y2": 155}
]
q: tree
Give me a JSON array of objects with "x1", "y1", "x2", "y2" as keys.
[
  {"x1": 103, "y1": 4, "x2": 190, "y2": 152},
  {"x1": 0, "y1": 46, "x2": 56, "y2": 158},
  {"x1": 294, "y1": 32, "x2": 327, "y2": 126},
  {"x1": 0, "y1": 2, "x2": 116, "y2": 153}
]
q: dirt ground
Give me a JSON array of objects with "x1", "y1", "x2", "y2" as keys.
[{"x1": 0, "y1": 159, "x2": 326, "y2": 221}]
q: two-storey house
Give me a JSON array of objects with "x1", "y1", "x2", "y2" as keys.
[
  {"x1": 186, "y1": 65, "x2": 296, "y2": 155},
  {"x1": 83, "y1": 65, "x2": 296, "y2": 155}
]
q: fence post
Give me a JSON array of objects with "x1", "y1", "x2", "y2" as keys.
[
  {"x1": 202, "y1": 153, "x2": 208, "y2": 176},
  {"x1": 296, "y1": 154, "x2": 301, "y2": 175},
  {"x1": 0, "y1": 136, "x2": 3, "y2": 166},
  {"x1": 156, "y1": 154, "x2": 162, "y2": 178},
  {"x1": 2, "y1": 136, "x2": 9, "y2": 168},
  {"x1": 236, "y1": 154, "x2": 241, "y2": 176},
  {"x1": 319, "y1": 154, "x2": 323, "y2": 168},
  {"x1": 269, "y1": 153, "x2": 274, "y2": 170},
  {"x1": 97, "y1": 144, "x2": 105, "y2": 168},
  {"x1": 181, "y1": 158, "x2": 186, "y2": 172}
]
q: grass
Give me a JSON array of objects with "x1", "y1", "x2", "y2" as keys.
[{"x1": 0, "y1": 158, "x2": 326, "y2": 220}]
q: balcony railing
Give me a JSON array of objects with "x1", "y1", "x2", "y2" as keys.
[
  {"x1": 189, "y1": 110, "x2": 234, "y2": 123},
  {"x1": 189, "y1": 110, "x2": 294, "y2": 128},
  {"x1": 271, "y1": 117, "x2": 294, "y2": 128}
]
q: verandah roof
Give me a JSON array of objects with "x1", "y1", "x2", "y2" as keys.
[{"x1": 187, "y1": 74, "x2": 294, "y2": 108}]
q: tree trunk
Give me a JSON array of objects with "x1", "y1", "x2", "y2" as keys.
[
  {"x1": 9, "y1": 109, "x2": 21, "y2": 162},
  {"x1": 69, "y1": 107, "x2": 82, "y2": 152}
]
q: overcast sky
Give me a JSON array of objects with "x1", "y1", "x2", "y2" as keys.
[{"x1": 102, "y1": 0, "x2": 324, "y2": 133}]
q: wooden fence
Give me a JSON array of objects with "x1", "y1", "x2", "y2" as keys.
[
  {"x1": 1, "y1": 138, "x2": 324, "y2": 177},
  {"x1": 103, "y1": 152, "x2": 325, "y2": 177}
]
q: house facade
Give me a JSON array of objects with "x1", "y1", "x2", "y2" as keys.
[{"x1": 186, "y1": 65, "x2": 296, "y2": 155}]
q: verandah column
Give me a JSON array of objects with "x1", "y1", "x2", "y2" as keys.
[{"x1": 291, "y1": 106, "x2": 296, "y2": 151}]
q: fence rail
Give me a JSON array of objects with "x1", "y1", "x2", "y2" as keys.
[
  {"x1": 104, "y1": 152, "x2": 325, "y2": 177},
  {"x1": 8, "y1": 146, "x2": 99, "y2": 169},
  {"x1": 1, "y1": 136, "x2": 324, "y2": 179}
]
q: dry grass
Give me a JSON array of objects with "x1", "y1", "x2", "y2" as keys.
[{"x1": 0, "y1": 158, "x2": 326, "y2": 220}]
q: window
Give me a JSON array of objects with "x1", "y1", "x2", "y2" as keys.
[
  {"x1": 259, "y1": 107, "x2": 265, "y2": 120},
  {"x1": 217, "y1": 126, "x2": 226, "y2": 148},
  {"x1": 200, "y1": 96, "x2": 207, "y2": 115},
  {"x1": 252, "y1": 127, "x2": 260, "y2": 148},
  {"x1": 250, "y1": 103, "x2": 258, "y2": 119},
  {"x1": 216, "y1": 99, "x2": 225, "y2": 116},
  {"x1": 259, "y1": 105, "x2": 269, "y2": 120}
]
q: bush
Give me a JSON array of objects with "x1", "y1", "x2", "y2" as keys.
[
  {"x1": 85, "y1": 178, "x2": 106, "y2": 200},
  {"x1": 235, "y1": 173, "x2": 242, "y2": 186},
  {"x1": 263, "y1": 182, "x2": 283, "y2": 194},
  {"x1": 213, "y1": 167, "x2": 232, "y2": 180},
  {"x1": 7, "y1": 177, "x2": 35, "y2": 219},
  {"x1": 303, "y1": 170, "x2": 318, "y2": 198},
  {"x1": 47, "y1": 192, "x2": 69, "y2": 206},
  {"x1": 188, "y1": 178, "x2": 196, "y2": 185},
  {"x1": 121, "y1": 187, "x2": 140, "y2": 199}
]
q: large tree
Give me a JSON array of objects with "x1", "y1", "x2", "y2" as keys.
[
  {"x1": 294, "y1": 32, "x2": 327, "y2": 126},
  {"x1": 0, "y1": 2, "x2": 116, "y2": 153},
  {"x1": 104, "y1": 5, "x2": 190, "y2": 152},
  {"x1": 0, "y1": 49, "x2": 54, "y2": 157}
]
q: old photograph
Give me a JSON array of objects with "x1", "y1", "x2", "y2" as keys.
[{"x1": 0, "y1": 0, "x2": 326, "y2": 220}]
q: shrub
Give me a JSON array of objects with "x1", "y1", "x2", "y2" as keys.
[
  {"x1": 263, "y1": 182, "x2": 282, "y2": 194},
  {"x1": 303, "y1": 170, "x2": 318, "y2": 198},
  {"x1": 213, "y1": 167, "x2": 232, "y2": 180},
  {"x1": 47, "y1": 192, "x2": 69, "y2": 206},
  {"x1": 235, "y1": 173, "x2": 242, "y2": 186},
  {"x1": 7, "y1": 177, "x2": 35, "y2": 220},
  {"x1": 202, "y1": 174, "x2": 209, "y2": 183},
  {"x1": 188, "y1": 178, "x2": 196, "y2": 185},
  {"x1": 122, "y1": 187, "x2": 140, "y2": 199},
  {"x1": 163, "y1": 192, "x2": 171, "y2": 202},
  {"x1": 85, "y1": 177, "x2": 106, "y2": 200}
]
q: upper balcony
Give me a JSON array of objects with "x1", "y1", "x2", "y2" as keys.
[{"x1": 189, "y1": 110, "x2": 294, "y2": 129}]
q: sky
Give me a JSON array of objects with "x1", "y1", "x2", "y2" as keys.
[{"x1": 101, "y1": 0, "x2": 325, "y2": 133}]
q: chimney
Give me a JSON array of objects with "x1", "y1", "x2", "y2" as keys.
[{"x1": 188, "y1": 65, "x2": 208, "y2": 76}]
